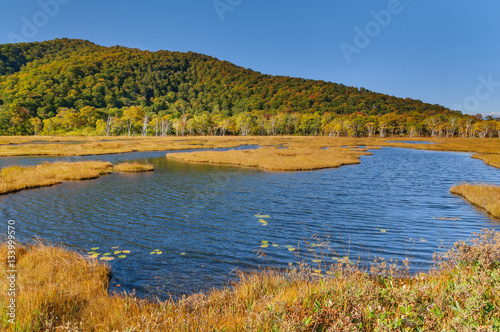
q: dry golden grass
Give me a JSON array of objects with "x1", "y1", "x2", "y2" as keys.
[
  {"x1": 114, "y1": 162, "x2": 154, "y2": 172},
  {"x1": 167, "y1": 143, "x2": 369, "y2": 171},
  {"x1": 0, "y1": 161, "x2": 112, "y2": 195},
  {"x1": 0, "y1": 242, "x2": 111, "y2": 331},
  {"x1": 472, "y1": 154, "x2": 500, "y2": 169},
  {"x1": 2, "y1": 231, "x2": 500, "y2": 331},
  {"x1": 1, "y1": 136, "x2": 499, "y2": 174},
  {"x1": 0, "y1": 136, "x2": 266, "y2": 157},
  {"x1": 0, "y1": 136, "x2": 498, "y2": 158},
  {"x1": 451, "y1": 183, "x2": 500, "y2": 218}
]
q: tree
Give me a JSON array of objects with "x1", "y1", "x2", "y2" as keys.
[{"x1": 30, "y1": 117, "x2": 42, "y2": 135}]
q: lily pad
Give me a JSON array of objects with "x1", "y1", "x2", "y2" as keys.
[
  {"x1": 91, "y1": 247, "x2": 100, "y2": 250},
  {"x1": 118, "y1": 255, "x2": 126, "y2": 259},
  {"x1": 261, "y1": 244, "x2": 269, "y2": 248},
  {"x1": 272, "y1": 244, "x2": 279, "y2": 247},
  {"x1": 180, "y1": 253, "x2": 186, "y2": 255},
  {"x1": 261, "y1": 240, "x2": 269, "y2": 244},
  {"x1": 258, "y1": 219, "x2": 268, "y2": 225},
  {"x1": 103, "y1": 253, "x2": 111, "y2": 256},
  {"x1": 288, "y1": 248, "x2": 295, "y2": 252},
  {"x1": 313, "y1": 259, "x2": 322, "y2": 263},
  {"x1": 114, "y1": 251, "x2": 122, "y2": 254},
  {"x1": 255, "y1": 214, "x2": 271, "y2": 218},
  {"x1": 380, "y1": 229, "x2": 387, "y2": 233},
  {"x1": 122, "y1": 250, "x2": 130, "y2": 254}
]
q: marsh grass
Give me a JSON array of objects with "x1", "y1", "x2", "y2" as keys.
[
  {"x1": 166, "y1": 144, "x2": 370, "y2": 171},
  {"x1": 114, "y1": 162, "x2": 154, "y2": 172},
  {"x1": 1, "y1": 231, "x2": 499, "y2": 331},
  {"x1": 472, "y1": 154, "x2": 500, "y2": 169},
  {"x1": 0, "y1": 136, "x2": 264, "y2": 157},
  {"x1": 0, "y1": 161, "x2": 112, "y2": 195},
  {"x1": 451, "y1": 183, "x2": 500, "y2": 219},
  {"x1": 1, "y1": 136, "x2": 499, "y2": 173}
]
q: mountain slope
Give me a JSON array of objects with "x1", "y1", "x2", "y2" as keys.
[{"x1": 0, "y1": 38, "x2": 451, "y2": 119}]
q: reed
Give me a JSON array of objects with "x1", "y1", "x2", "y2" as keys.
[
  {"x1": 166, "y1": 144, "x2": 369, "y2": 171},
  {"x1": 1, "y1": 230, "x2": 499, "y2": 331},
  {"x1": 451, "y1": 183, "x2": 500, "y2": 218},
  {"x1": 1, "y1": 136, "x2": 500, "y2": 173},
  {"x1": 0, "y1": 161, "x2": 112, "y2": 195},
  {"x1": 114, "y1": 162, "x2": 154, "y2": 172},
  {"x1": 472, "y1": 154, "x2": 500, "y2": 169}
]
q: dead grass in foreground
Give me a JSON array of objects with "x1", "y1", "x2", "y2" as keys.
[
  {"x1": 0, "y1": 161, "x2": 112, "y2": 195},
  {"x1": 166, "y1": 143, "x2": 370, "y2": 171},
  {"x1": 451, "y1": 184, "x2": 500, "y2": 219},
  {"x1": 1, "y1": 231, "x2": 500, "y2": 331},
  {"x1": 114, "y1": 162, "x2": 154, "y2": 172}
]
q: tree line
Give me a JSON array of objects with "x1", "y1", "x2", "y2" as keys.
[{"x1": 1, "y1": 104, "x2": 498, "y2": 138}]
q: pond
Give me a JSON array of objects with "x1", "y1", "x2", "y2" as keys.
[{"x1": 1, "y1": 146, "x2": 499, "y2": 300}]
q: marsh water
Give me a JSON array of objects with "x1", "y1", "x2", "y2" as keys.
[{"x1": 1, "y1": 146, "x2": 500, "y2": 299}]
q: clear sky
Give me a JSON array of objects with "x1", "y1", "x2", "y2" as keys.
[{"x1": 1, "y1": 0, "x2": 499, "y2": 116}]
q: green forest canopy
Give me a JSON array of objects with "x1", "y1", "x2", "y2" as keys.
[{"x1": 0, "y1": 38, "x2": 498, "y2": 137}]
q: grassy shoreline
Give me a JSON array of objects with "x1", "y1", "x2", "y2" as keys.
[
  {"x1": 2, "y1": 136, "x2": 499, "y2": 172},
  {"x1": 0, "y1": 161, "x2": 155, "y2": 195},
  {"x1": 451, "y1": 184, "x2": 500, "y2": 219},
  {"x1": 1, "y1": 231, "x2": 499, "y2": 331},
  {"x1": 166, "y1": 144, "x2": 369, "y2": 171},
  {"x1": 0, "y1": 161, "x2": 113, "y2": 195}
]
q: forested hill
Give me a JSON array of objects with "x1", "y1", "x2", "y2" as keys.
[
  {"x1": 1, "y1": 38, "x2": 450, "y2": 118},
  {"x1": 5, "y1": 38, "x2": 493, "y2": 137}
]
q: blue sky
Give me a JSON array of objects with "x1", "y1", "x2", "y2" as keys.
[{"x1": 1, "y1": 0, "x2": 499, "y2": 115}]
